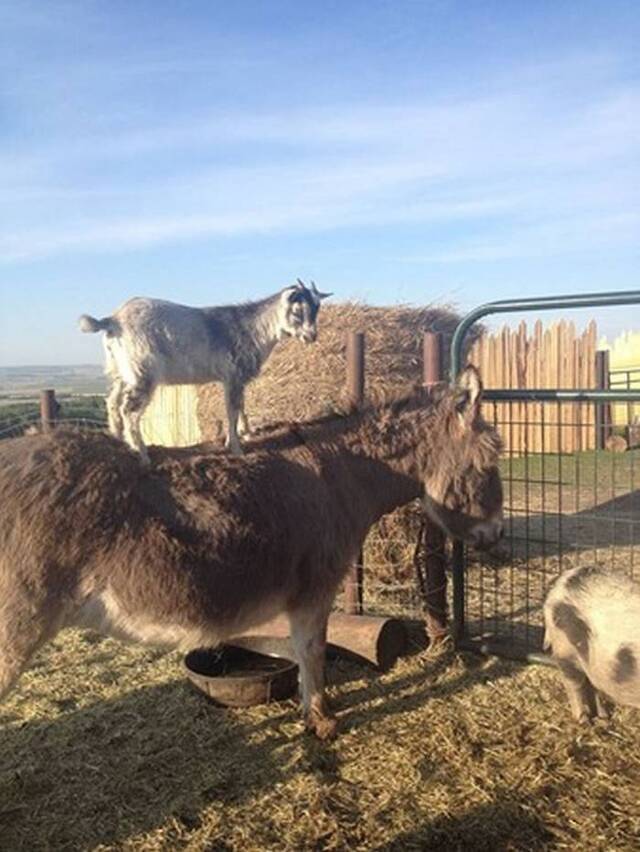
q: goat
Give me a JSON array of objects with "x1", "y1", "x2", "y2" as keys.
[
  {"x1": 79, "y1": 280, "x2": 331, "y2": 462},
  {"x1": 0, "y1": 366, "x2": 503, "y2": 738},
  {"x1": 544, "y1": 564, "x2": 640, "y2": 722}
]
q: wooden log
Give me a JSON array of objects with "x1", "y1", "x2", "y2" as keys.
[
  {"x1": 605, "y1": 434, "x2": 627, "y2": 454},
  {"x1": 233, "y1": 612, "x2": 407, "y2": 671}
]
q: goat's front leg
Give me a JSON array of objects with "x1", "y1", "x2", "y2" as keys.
[
  {"x1": 237, "y1": 397, "x2": 250, "y2": 438},
  {"x1": 120, "y1": 377, "x2": 154, "y2": 465},
  {"x1": 223, "y1": 380, "x2": 244, "y2": 456},
  {"x1": 289, "y1": 600, "x2": 336, "y2": 740},
  {"x1": 106, "y1": 379, "x2": 126, "y2": 439}
]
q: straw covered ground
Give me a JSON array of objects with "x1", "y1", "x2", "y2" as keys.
[{"x1": 1, "y1": 632, "x2": 639, "y2": 851}]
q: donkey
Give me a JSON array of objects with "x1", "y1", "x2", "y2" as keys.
[
  {"x1": 79, "y1": 280, "x2": 331, "y2": 462},
  {"x1": 0, "y1": 366, "x2": 502, "y2": 738}
]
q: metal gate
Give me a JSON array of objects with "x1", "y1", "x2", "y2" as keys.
[{"x1": 449, "y1": 290, "x2": 640, "y2": 661}]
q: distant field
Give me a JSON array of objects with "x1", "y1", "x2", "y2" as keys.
[{"x1": 0, "y1": 364, "x2": 106, "y2": 398}]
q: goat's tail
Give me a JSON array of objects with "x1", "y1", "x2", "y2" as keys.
[{"x1": 78, "y1": 314, "x2": 117, "y2": 335}]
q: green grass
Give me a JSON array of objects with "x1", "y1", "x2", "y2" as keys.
[{"x1": 500, "y1": 448, "x2": 640, "y2": 491}]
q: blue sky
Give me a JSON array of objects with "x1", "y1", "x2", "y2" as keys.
[{"x1": 1, "y1": 0, "x2": 638, "y2": 366}]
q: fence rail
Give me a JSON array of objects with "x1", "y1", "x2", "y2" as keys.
[{"x1": 609, "y1": 367, "x2": 640, "y2": 434}]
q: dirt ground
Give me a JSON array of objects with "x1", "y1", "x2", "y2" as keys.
[{"x1": 1, "y1": 631, "x2": 639, "y2": 851}]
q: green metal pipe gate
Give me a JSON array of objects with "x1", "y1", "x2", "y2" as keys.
[{"x1": 449, "y1": 289, "x2": 640, "y2": 662}]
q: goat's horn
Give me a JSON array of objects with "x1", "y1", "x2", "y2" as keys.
[
  {"x1": 310, "y1": 280, "x2": 332, "y2": 300},
  {"x1": 296, "y1": 278, "x2": 306, "y2": 289}
]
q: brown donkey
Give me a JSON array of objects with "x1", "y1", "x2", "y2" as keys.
[{"x1": 0, "y1": 366, "x2": 502, "y2": 738}]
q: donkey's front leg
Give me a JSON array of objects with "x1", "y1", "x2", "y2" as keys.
[{"x1": 289, "y1": 601, "x2": 336, "y2": 740}]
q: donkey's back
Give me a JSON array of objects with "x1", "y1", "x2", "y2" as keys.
[{"x1": 0, "y1": 429, "x2": 350, "y2": 701}]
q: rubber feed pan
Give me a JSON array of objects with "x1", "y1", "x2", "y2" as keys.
[{"x1": 184, "y1": 642, "x2": 298, "y2": 708}]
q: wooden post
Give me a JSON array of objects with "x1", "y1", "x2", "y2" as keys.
[
  {"x1": 346, "y1": 331, "x2": 365, "y2": 406},
  {"x1": 40, "y1": 389, "x2": 58, "y2": 432},
  {"x1": 344, "y1": 332, "x2": 365, "y2": 615},
  {"x1": 421, "y1": 332, "x2": 449, "y2": 644},
  {"x1": 595, "y1": 350, "x2": 612, "y2": 450},
  {"x1": 423, "y1": 331, "x2": 442, "y2": 387}
]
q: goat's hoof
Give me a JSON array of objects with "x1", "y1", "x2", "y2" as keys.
[
  {"x1": 224, "y1": 437, "x2": 244, "y2": 456},
  {"x1": 306, "y1": 713, "x2": 338, "y2": 740}
]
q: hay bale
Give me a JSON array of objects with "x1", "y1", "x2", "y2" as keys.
[{"x1": 197, "y1": 301, "x2": 479, "y2": 439}]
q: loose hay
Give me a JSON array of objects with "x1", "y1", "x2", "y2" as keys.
[{"x1": 1, "y1": 632, "x2": 639, "y2": 851}]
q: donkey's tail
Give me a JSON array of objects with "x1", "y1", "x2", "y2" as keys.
[{"x1": 78, "y1": 314, "x2": 118, "y2": 335}]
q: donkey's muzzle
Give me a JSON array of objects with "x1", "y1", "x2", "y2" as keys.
[{"x1": 469, "y1": 520, "x2": 504, "y2": 551}]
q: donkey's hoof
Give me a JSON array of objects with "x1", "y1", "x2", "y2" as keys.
[{"x1": 306, "y1": 713, "x2": 338, "y2": 740}]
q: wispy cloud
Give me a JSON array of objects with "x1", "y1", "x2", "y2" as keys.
[{"x1": 1, "y1": 4, "x2": 638, "y2": 266}]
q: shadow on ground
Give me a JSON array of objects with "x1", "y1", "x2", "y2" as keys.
[
  {"x1": 375, "y1": 795, "x2": 554, "y2": 851},
  {"x1": 0, "y1": 647, "x2": 516, "y2": 850}
]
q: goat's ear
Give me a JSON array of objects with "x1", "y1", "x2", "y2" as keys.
[
  {"x1": 455, "y1": 366, "x2": 483, "y2": 421},
  {"x1": 283, "y1": 284, "x2": 303, "y2": 302}
]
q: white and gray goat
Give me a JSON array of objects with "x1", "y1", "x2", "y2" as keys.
[
  {"x1": 79, "y1": 280, "x2": 330, "y2": 461},
  {"x1": 544, "y1": 564, "x2": 640, "y2": 722}
]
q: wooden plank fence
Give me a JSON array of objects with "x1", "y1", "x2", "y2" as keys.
[
  {"x1": 469, "y1": 320, "x2": 598, "y2": 455},
  {"x1": 140, "y1": 384, "x2": 202, "y2": 448}
]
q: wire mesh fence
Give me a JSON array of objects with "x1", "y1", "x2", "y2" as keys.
[
  {"x1": 0, "y1": 397, "x2": 108, "y2": 441},
  {"x1": 610, "y1": 366, "x2": 640, "y2": 433},
  {"x1": 355, "y1": 395, "x2": 640, "y2": 658},
  {"x1": 458, "y1": 399, "x2": 638, "y2": 658}
]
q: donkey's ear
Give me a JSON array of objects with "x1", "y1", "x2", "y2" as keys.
[{"x1": 455, "y1": 366, "x2": 483, "y2": 419}]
